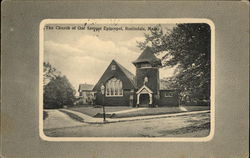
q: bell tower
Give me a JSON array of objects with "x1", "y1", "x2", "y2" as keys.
[{"x1": 133, "y1": 47, "x2": 161, "y2": 106}]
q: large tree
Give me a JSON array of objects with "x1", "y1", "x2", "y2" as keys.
[
  {"x1": 43, "y1": 62, "x2": 61, "y2": 86},
  {"x1": 43, "y1": 62, "x2": 76, "y2": 109},
  {"x1": 139, "y1": 23, "x2": 211, "y2": 104}
]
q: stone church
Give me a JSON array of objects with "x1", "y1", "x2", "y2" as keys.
[{"x1": 93, "y1": 47, "x2": 178, "y2": 107}]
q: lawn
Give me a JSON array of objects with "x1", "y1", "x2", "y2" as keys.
[
  {"x1": 113, "y1": 107, "x2": 182, "y2": 118},
  {"x1": 184, "y1": 106, "x2": 210, "y2": 111},
  {"x1": 112, "y1": 106, "x2": 210, "y2": 118},
  {"x1": 68, "y1": 105, "x2": 210, "y2": 118},
  {"x1": 68, "y1": 106, "x2": 131, "y2": 117}
]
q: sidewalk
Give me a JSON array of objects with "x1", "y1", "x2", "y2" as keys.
[
  {"x1": 60, "y1": 109, "x2": 210, "y2": 124},
  {"x1": 44, "y1": 110, "x2": 84, "y2": 129}
]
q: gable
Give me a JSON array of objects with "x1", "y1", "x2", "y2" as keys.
[
  {"x1": 136, "y1": 85, "x2": 153, "y2": 94},
  {"x1": 93, "y1": 60, "x2": 136, "y2": 91}
]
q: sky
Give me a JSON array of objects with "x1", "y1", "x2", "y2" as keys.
[{"x1": 44, "y1": 23, "x2": 177, "y2": 91}]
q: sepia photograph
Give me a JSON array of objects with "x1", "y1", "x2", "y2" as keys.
[{"x1": 40, "y1": 19, "x2": 214, "y2": 140}]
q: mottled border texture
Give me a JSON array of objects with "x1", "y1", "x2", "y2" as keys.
[{"x1": 1, "y1": 1, "x2": 249, "y2": 158}]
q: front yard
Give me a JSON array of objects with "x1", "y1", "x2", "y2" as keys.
[
  {"x1": 68, "y1": 105, "x2": 210, "y2": 118},
  {"x1": 68, "y1": 106, "x2": 131, "y2": 117},
  {"x1": 113, "y1": 106, "x2": 209, "y2": 118}
]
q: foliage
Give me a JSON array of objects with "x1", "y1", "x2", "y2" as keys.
[
  {"x1": 44, "y1": 75, "x2": 76, "y2": 109},
  {"x1": 43, "y1": 62, "x2": 61, "y2": 86},
  {"x1": 139, "y1": 24, "x2": 211, "y2": 104},
  {"x1": 43, "y1": 62, "x2": 76, "y2": 109}
]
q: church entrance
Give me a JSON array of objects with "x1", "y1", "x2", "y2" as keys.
[
  {"x1": 136, "y1": 85, "x2": 153, "y2": 107},
  {"x1": 139, "y1": 94, "x2": 150, "y2": 107}
]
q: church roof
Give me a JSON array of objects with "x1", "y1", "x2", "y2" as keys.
[
  {"x1": 132, "y1": 47, "x2": 161, "y2": 66},
  {"x1": 93, "y1": 60, "x2": 136, "y2": 91},
  {"x1": 115, "y1": 61, "x2": 136, "y2": 87}
]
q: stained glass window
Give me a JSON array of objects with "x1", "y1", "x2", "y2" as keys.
[{"x1": 105, "y1": 78, "x2": 123, "y2": 96}]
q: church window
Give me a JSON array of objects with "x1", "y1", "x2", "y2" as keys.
[
  {"x1": 165, "y1": 92, "x2": 174, "y2": 97},
  {"x1": 105, "y1": 78, "x2": 123, "y2": 96},
  {"x1": 144, "y1": 77, "x2": 149, "y2": 84},
  {"x1": 106, "y1": 87, "x2": 110, "y2": 95},
  {"x1": 111, "y1": 65, "x2": 116, "y2": 70},
  {"x1": 119, "y1": 81, "x2": 123, "y2": 95}
]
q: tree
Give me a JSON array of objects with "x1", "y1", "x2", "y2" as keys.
[
  {"x1": 43, "y1": 62, "x2": 61, "y2": 86},
  {"x1": 139, "y1": 24, "x2": 211, "y2": 104},
  {"x1": 44, "y1": 75, "x2": 76, "y2": 109},
  {"x1": 43, "y1": 62, "x2": 75, "y2": 109}
]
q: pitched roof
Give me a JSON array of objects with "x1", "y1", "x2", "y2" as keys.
[
  {"x1": 78, "y1": 83, "x2": 94, "y2": 91},
  {"x1": 93, "y1": 60, "x2": 136, "y2": 91},
  {"x1": 136, "y1": 85, "x2": 153, "y2": 94},
  {"x1": 133, "y1": 47, "x2": 161, "y2": 65},
  {"x1": 114, "y1": 60, "x2": 136, "y2": 87}
]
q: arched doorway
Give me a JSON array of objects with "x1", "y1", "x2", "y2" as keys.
[
  {"x1": 139, "y1": 93, "x2": 150, "y2": 107},
  {"x1": 136, "y1": 85, "x2": 153, "y2": 107}
]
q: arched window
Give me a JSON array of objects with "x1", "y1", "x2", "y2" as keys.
[{"x1": 105, "y1": 78, "x2": 123, "y2": 96}]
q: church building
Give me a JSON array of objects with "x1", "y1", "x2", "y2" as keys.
[{"x1": 93, "y1": 47, "x2": 179, "y2": 107}]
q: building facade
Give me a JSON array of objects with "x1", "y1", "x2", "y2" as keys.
[
  {"x1": 78, "y1": 84, "x2": 95, "y2": 104},
  {"x1": 92, "y1": 47, "x2": 179, "y2": 107}
]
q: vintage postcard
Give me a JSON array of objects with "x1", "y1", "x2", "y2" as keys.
[
  {"x1": 2, "y1": 1, "x2": 249, "y2": 158},
  {"x1": 40, "y1": 19, "x2": 215, "y2": 142}
]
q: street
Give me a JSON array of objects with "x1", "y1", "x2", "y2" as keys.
[{"x1": 44, "y1": 112, "x2": 210, "y2": 137}]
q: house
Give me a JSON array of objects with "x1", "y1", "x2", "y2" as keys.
[
  {"x1": 93, "y1": 47, "x2": 179, "y2": 107},
  {"x1": 78, "y1": 83, "x2": 95, "y2": 104}
]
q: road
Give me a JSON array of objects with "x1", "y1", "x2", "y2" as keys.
[{"x1": 44, "y1": 111, "x2": 210, "y2": 137}]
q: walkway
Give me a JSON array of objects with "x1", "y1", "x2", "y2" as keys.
[{"x1": 44, "y1": 110, "x2": 84, "y2": 129}]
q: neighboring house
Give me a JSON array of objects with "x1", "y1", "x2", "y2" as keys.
[
  {"x1": 78, "y1": 84, "x2": 95, "y2": 104},
  {"x1": 93, "y1": 47, "x2": 179, "y2": 107}
]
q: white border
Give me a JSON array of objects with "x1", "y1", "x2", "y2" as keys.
[{"x1": 39, "y1": 19, "x2": 215, "y2": 142}]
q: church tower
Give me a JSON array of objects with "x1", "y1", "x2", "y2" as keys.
[{"x1": 133, "y1": 47, "x2": 162, "y2": 107}]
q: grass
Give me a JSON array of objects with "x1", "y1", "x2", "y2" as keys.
[
  {"x1": 184, "y1": 106, "x2": 210, "y2": 111},
  {"x1": 67, "y1": 105, "x2": 210, "y2": 118},
  {"x1": 68, "y1": 106, "x2": 131, "y2": 117},
  {"x1": 113, "y1": 107, "x2": 182, "y2": 118},
  {"x1": 113, "y1": 106, "x2": 210, "y2": 118},
  {"x1": 59, "y1": 110, "x2": 85, "y2": 122}
]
